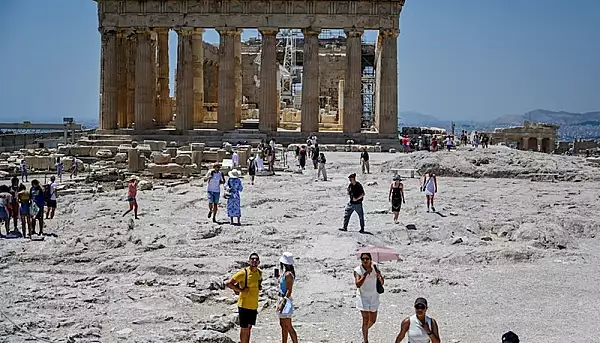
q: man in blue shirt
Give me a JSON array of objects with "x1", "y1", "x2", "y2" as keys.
[{"x1": 30, "y1": 179, "x2": 45, "y2": 235}]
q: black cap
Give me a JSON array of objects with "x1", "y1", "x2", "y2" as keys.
[
  {"x1": 414, "y1": 297, "x2": 428, "y2": 307},
  {"x1": 502, "y1": 331, "x2": 519, "y2": 343},
  {"x1": 348, "y1": 173, "x2": 356, "y2": 179}
]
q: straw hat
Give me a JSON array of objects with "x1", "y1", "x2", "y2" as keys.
[
  {"x1": 129, "y1": 175, "x2": 138, "y2": 181},
  {"x1": 279, "y1": 252, "x2": 294, "y2": 266},
  {"x1": 228, "y1": 169, "x2": 242, "y2": 178}
]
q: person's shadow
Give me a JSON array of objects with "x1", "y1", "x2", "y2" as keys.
[{"x1": 359, "y1": 230, "x2": 374, "y2": 235}]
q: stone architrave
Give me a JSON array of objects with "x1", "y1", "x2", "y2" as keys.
[
  {"x1": 377, "y1": 28, "x2": 399, "y2": 134},
  {"x1": 191, "y1": 28, "x2": 205, "y2": 126},
  {"x1": 217, "y1": 28, "x2": 239, "y2": 131},
  {"x1": 176, "y1": 28, "x2": 194, "y2": 130},
  {"x1": 258, "y1": 28, "x2": 278, "y2": 132},
  {"x1": 100, "y1": 27, "x2": 118, "y2": 130},
  {"x1": 134, "y1": 28, "x2": 156, "y2": 130},
  {"x1": 343, "y1": 28, "x2": 364, "y2": 134},
  {"x1": 301, "y1": 28, "x2": 320, "y2": 133},
  {"x1": 116, "y1": 30, "x2": 128, "y2": 129},
  {"x1": 125, "y1": 31, "x2": 136, "y2": 128},
  {"x1": 233, "y1": 30, "x2": 242, "y2": 127},
  {"x1": 156, "y1": 28, "x2": 171, "y2": 127}
]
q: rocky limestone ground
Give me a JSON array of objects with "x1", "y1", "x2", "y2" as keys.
[{"x1": 1, "y1": 147, "x2": 600, "y2": 342}]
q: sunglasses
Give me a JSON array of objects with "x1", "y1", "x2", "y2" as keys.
[
  {"x1": 361, "y1": 257, "x2": 371, "y2": 261},
  {"x1": 415, "y1": 305, "x2": 426, "y2": 310}
]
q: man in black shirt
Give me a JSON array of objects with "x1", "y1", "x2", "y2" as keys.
[
  {"x1": 340, "y1": 173, "x2": 365, "y2": 233},
  {"x1": 360, "y1": 148, "x2": 370, "y2": 174}
]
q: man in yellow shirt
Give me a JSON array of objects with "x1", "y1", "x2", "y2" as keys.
[{"x1": 226, "y1": 252, "x2": 263, "y2": 343}]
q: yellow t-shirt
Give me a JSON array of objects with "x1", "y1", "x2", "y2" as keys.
[{"x1": 232, "y1": 267, "x2": 262, "y2": 310}]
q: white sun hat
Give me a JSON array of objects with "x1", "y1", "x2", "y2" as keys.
[
  {"x1": 279, "y1": 252, "x2": 294, "y2": 266},
  {"x1": 228, "y1": 169, "x2": 242, "y2": 178}
]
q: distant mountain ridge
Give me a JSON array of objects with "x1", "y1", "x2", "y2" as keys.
[{"x1": 399, "y1": 109, "x2": 600, "y2": 140}]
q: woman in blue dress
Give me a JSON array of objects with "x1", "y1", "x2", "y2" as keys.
[{"x1": 226, "y1": 169, "x2": 244, "y2": 226}]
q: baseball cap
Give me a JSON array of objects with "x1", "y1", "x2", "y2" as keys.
[
  {"x1": 414, "y1": 297, "x2": 428, "y2": 307},
  {"x1": 502, "y1": 331, "x2": 519, "y2": 343}
]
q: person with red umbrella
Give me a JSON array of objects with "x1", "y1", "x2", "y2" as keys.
[{"x1": 354, "y1": 252, "x2": 385, "y2": 343}]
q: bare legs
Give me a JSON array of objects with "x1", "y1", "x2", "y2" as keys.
[
  {"x1": 279, "y1": 318, "x2": 298, "y2": 343},
  {"x1": 240, "y1": 326, "x2": 252, "y2": 343},
  {"x1": 208, "y1": 203, "x2": 218, "y2": 222},
  {"x1": 392, "y1": 211, "x2": 399, "y2": 224},
  {"x1": 426, "y1": 195, "x2": 435, "y2": 212},
  {"x1": 360, "y1": 311, "x2": 378, "y2": 343},
  {"x1": 123, "y1": 201, "x2": 139, "y2": 219}
]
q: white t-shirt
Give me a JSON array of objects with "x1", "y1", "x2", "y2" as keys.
[
  {"x1": 354, "y1": 264, "x2": 378, "y2": 296},
  {"x1": 50, "y1": 182, "x2": 57, "y2": 201},
  {"x1": 205, "y1": 170, "x2": 223, "y2": 193},
  {"x1": 232, "y1": 152, "x2": 239, "y2": 166}
]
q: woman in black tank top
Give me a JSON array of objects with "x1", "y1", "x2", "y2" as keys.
[{"x1": 388, "y1": 175, "x2": 405, "y2": 224}]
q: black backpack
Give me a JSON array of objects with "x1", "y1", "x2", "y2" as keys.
[
  {"x1": 248, "y1": 160, "x2": 256, "y2": 173},
  {"x1": 234, "y1": 267, "x2": 263, "y2": 295},
  {"x1": 43, "y1": 184, "x2": 52, "y2": 202}
]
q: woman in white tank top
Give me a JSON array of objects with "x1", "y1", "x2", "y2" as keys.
[{"x1": 394, "y1": 297, "x2": 441, "y2": 343}]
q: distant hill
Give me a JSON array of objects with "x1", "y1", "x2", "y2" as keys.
[{"x1": 493, "y1": 109, "x2": 600, "y2": 126}]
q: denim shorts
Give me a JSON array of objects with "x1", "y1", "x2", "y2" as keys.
[{"x1": 207, "y1": 191, "x2": 220, "y2": 204}]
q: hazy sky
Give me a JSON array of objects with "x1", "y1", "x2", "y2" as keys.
[{"x1": 0, "y1": 0, "x2": 598, "y2": 123}]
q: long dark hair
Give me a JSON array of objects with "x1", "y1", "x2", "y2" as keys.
[{"x1": 280, "y1": 262, "x2": 296, "y2": 278}]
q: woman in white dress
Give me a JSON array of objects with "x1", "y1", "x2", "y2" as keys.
[
  {"x1": 421, "y1": 172, "x2": 437, "y2": 212},
  {"x1": 255, "y1": 153, "x2": 264, "y2": 172},
  {"x1": 354, "y1": 253, "x2": 384, "y2": 343},
  {"x1": 394, "y1": 297, "x2": 441, "y2": 343}
]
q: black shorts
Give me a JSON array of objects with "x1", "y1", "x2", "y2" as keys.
[
  {"x1": 47, "y1": 200, "x2": 57, "y2": 209},
  {"x1": 238, "y1": 307, "x2": 258, "y2": 328}
]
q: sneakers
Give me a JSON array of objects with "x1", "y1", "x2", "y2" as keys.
[
  {"x1": 339, "y1": 228, "x2": 348, "y2": 232},
  {"x1": 207, "y1": 211, "x2": 212, "y2": 218},
  {"x1": 431, "y1": 207, "x2": 436, "y2": 212}
]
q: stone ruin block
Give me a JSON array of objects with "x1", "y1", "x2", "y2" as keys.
[
  {"x1": 335, "y1": 145, "x2": 346, "y2": 152},
  {"x1": 95, "y1": 149, "x2": 114, "y2": 158},
  {"x1": 366, "y1": 146, "x2": 375, "y2": 152},
  {"x1": 57, "y1": 145, "x2": 93, "y2": 157},
  {"x1": 203, "y1": 151, "x2": 218, "y2": 162},
  {"x1": 191, "y1": 151, "x2": 203, "y2": 169},
  {"x1": 344, "y1": 145, "x2": 352, "y2": 152},
  {"x1": 147, "y1": 163, "x2": 197, "y2": 178},
  {"x1": 175, "y1": 154, "x2": 193, "y2": 165},
  {"x1": 143, "y1": 140, "x2": 167, "y2": 151},
  {"x1": 114, "y1": 152, "x2": 127, "y2": 163},
  {"x1": 89, "y1": 146, "x2": 118, "y2": 157},
  {"x1": 0, "y1": 153, "x2": 11, "y2": 161},
  {"x1": 223, "y1": 142, "x2": 233, "y2": 152},
  {"x1": 151, "y1": 151, "x2": 171, "y2": 165},
  {"x1": 62, "y1": 157, "x2": 84, "y2": 172},
  {"x1": 24, "y1": 156, "x2": 55, "y2": 170},
  {"x1": 350, "y1": 145, "x2": 360, "y2": 152},
  {"x1": 190, "y1": 143, "x2": 205, "y2": 151},
  {"x1": 165, "y1": 147, "x2": 178, "y2": 158},
  {"x1": 217, "y1": 149, "x2": 227, "y2": 162},
  {"x1": 0, "y1": 162, "x2": 18, "y2": 172},
  {"x1": 389, "y1": 148, "x2": 396, "y2": 153},
  {"x1": 374, "y1": 145, "x2": 382, "y2": 153}
]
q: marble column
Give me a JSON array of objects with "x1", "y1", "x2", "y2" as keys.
[
  {"x1": 134, "y1": 29, "x2": 155, "y2": 130},
  {"x1": 301, "y1": 28, "x2": 320, "y2": 133},
  {"x1": 192, "y1": 28, "x2": 205, "y2": 126},
  {"x1": 156, "y1": 28, "x2": 171, "y2": 127},
  {"x1": 176, "y1": 28, "x2": 194, "y2": 130},
  {"x1": 100, "y1": 27, "x2": 118, "y2": 130},
  {"x1": 125, "y1": 32, "x2": 136, "y2": 128},
  {"x1": 234, "y1": 30, "x2": 243, "y2": 127},
  {"x1": 343, "y1": 28, "x2": 364, "y2": 134},
  {"x1": 116, "y1": 30, "x2": 128, "y2": 129},
  {"x1": 217, "y1": 28, "x2": 239, "y2": 131},
  {"x1": 258, "y1": 28, "x2": 278, "y2": 132},
  {"x1": 377, "y1": 29, "x2": 399, "y2": 134},
  {"x1": 338, "y1": 79, "x2": 344, "y2": 126}
]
